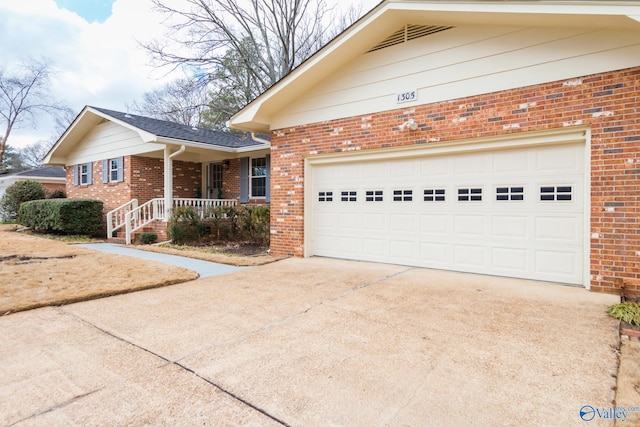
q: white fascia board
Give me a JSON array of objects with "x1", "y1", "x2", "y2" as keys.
[
  {"x1": 155, "y1": 137, "x2": 269, "y2": 154},
  {"x1": 390, "y1": 1, "x2": 640, "y2": 16}
]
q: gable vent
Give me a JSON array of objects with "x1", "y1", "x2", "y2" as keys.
[{"x1": 367, "y1": 25, "x2": 453, "y2": 53}]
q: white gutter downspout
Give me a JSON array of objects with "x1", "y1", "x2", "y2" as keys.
[
  {"x1": 251, "y1": 132, "x2": 271, "y2": 146},
  {"x1": 164, "y1": 145, "x2": 186, "y2": 219}
]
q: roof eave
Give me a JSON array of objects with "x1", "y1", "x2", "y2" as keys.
[{"x1": 228, "y1": 0, "x2": 640, "y2": 133}]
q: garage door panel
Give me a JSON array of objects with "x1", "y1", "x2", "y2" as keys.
[
  {"x1": 310, "y1": 142, "x2": 585, "y2": 285},
  {"x1": 338, "y1": 237, "x2": 360, "y2": 254},
  {"x1": 454, "y1": 215, "x2": 486, "y2": 236},
  {"x1": 390, "y1": 214, "x2": 417, "y2": 232},
  {"x1": 492, "y1": 247, "x2": 528, "y2": 271},
  {"x1": 492, "y1": 150, "x2": 529, "y2": 174},
  {"x1": 338, "y1": 213, "x2": 360, "y2": 229},
  {"x1": 420, "y1": 242, "x2": 449, "y2": 263},
  {"x1": 362, "y1": 238, "x2": 386, "y2": 256},
  {"x1": 420, "y1": 214, "x2": 449, "y2": 234},
  {"x1": 535, "y1": 250, "x2": 579, "y2": 277},
  {"x1": 454, "y1": 244, "x2": 486, "y2": 267},
  {"x1": 389, "y1": 240, "x2": 416, "y2": 259},
  {"x1": 535, "y1": 216, "x2": 580, "y2": 242},
  {"x1": 363, "y1": 213, "x2": 386, "y2": 231},
  {"x1": 492, "y1": 216, "x2": 528, "y2": 238}
]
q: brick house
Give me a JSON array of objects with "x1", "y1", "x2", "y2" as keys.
[
  {"x1": 229, "y1": 1, "x2": 640, "y2": 294},
  {"x1": 0, "y1": 166, "x2": 66, "y2": 199},
  {"x1": 44, "y1": 106, "x2": 270, "y2": 243}
]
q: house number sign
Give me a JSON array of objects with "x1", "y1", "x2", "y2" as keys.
[{"x1": 397, "y1": 89, "x2": 417, "y2": 104}]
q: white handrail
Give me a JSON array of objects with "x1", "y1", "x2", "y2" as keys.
[{"x1": 106, "y1": 199, "x2": 138, "y2": 238}]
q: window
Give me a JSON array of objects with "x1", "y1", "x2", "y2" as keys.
[
  {"x1": 366, "y1": 190, "x2": 383, "y2": 202},
  {"x1": 110, "y1": 159, "x2": 119, "y2": 182},
  {"x1": 458, "y1": 188, "x2": 482, "y2": 202},
  {"x1": 250, "y1": 157, "x2": 267, "y2": 198},
  {"x1": 319, "y1": 191, "x2": 333, "y2": 202},
  {"x1": 540, "y1": 185, "x2": 572, "y2": 201},
  {"x1": 341, "y1": 191, "x2": 357, "y2": 202},
  {"x1": 496, "y1": 186, "x2": 524, "y2": 201},
  {"x1": 424, "y1": 188, "x2": 445, "y2": 202},
  {"x1": 79, "y1": 164, "x2": 89, "y2": 185},
  {"x1": 393, "y1": 189, "x2": 413, "y2": 202},
  {"x1": 102, "y1": 157, "x2": 123, "y2": 184}
]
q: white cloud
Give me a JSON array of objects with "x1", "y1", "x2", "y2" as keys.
[
  {"x1": 2, "y1": 0, "x2": 381, "y2": 149},
  {"x1": 1, "y1": 0, "x2": 171, "y2": 148}
]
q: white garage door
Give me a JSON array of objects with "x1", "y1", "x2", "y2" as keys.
[{"x1": 309, "y1": 142, "x2": 585, "y2": 285}]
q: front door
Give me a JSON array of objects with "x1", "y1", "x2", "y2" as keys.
[{"x1": 207, "y1": 163, "x2": 223, "y2": 199}]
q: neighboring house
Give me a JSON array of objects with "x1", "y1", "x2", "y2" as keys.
[
  {"x1": 229, "y1": 0, "x2": 640, "y2": 294},
  {"x1": 43, "y1": 106, "x2": 270, "y2": 242},
  {"x1": 0, "y1": 166, "x2": 66, "y2": 199}
]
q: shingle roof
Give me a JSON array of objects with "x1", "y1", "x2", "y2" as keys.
[
  {"x1": 10, "y1": 166, "x2": 66, "y2": 178},
  {"x1": 90, "y1": 106, "x2": 265, "y2": 148}
]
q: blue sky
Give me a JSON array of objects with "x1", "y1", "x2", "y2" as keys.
[{"x1": 55, "y1": 0, "x2": 115, "y2": 23}]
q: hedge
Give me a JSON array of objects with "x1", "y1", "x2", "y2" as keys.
[{"x1": 18, "y1": 199, "x2": 104, "y2": 236}]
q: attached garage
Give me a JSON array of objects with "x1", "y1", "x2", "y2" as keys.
[
  {"x1": 231, "y1": 0, "x2": 640, "y2": 295},
  {"x1": 307, "y1": 130, "x2": 587, "y2": 284}
]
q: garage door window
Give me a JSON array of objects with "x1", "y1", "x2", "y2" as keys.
[
  {"x1": 366, "y1": 190, "x2": 383, "y2": 202},
  {"x1": 540, "y1": 185, "x2": 572, "y2": 201},
  {"x1": 341, "y1": 191, "x2": 357, "y2": 202},
  {"x1": 496, "y1": 186, "x2": 524, "y2": 201},
  {"x1": 318, "y1": 191, "x2": 333, "y2": 202},
  {"x1": 393, "y1": 189, "x2": 413, "y2": 201},
  {"x1": 458, "y1": 188, "x2": 482, "y2": 201},
  {"x1": 424, "y1": 188, "x2": 445, "y2": 202}
]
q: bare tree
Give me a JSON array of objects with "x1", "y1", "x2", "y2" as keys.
[
  {"x1": 128, "y1": 77, "x2": 210, "y2": 127},
  {"x1": 0, "y1": 58, "x2": 72, "y2": 169},
  {"x1": 143, "y1": 0, "x2": 362, "y2": 99}
]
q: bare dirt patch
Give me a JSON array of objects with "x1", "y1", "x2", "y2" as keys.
[
  {"x1": 0, "y1": 225, "x2": 198, "y2": 314},
  {"x1": 137, "y1": 242, "x2": 286, "y2": 267}
]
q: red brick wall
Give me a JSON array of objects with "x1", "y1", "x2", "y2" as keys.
[
  {"x1": 66, "y1": 155, "x2": 203, "y2": 212},
  {"x1": 66, "y1": 159, "x2": 132, "y2": 213},
  {"x1": 269, "y1": 66, "x2": 640, "y2": 295}
]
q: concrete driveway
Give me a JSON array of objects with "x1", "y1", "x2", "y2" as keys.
[{"x1": 0, "y1": 258, "x2": 619, "y2": 426}]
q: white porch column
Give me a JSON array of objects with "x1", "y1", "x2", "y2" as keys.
[
  {"x1": 164, "y1": 146, "x2": 172, "y2": 220},
  {"x1": 164, "y1": 145, "x2": 186, "y2": 220}
]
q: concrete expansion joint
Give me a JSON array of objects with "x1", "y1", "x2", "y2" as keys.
[
  {"x1": 8, "y1": 389, "x2": 102, "y2": 426},
  {"x1": 62, "y1": 309, "x2": 290, "y2": 426}
]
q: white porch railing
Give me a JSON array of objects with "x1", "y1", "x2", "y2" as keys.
[
  {"x1": 106, "y1": 199, "x2": 138, "y2": 240},
  {"x1": 107, "y1": 197, "x2": 237, "y2": 244}
]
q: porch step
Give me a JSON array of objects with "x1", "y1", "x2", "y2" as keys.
[
  {"x1": 107, "y1": 237, "x2": 126, "y2": 244},
  {"x1": 116, "y1": 221, "x2": 169, "y2": 244}
]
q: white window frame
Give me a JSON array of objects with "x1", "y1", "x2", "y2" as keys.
[
  {"x1": 79, "y1": 164, "x2": 89, "y2": 185},
  {"x1": 109, "y1": 159, "x2": 119, "y2": 182},
  {"x1": 250, "y1": 157, "x2": 267, "y2": 198}
]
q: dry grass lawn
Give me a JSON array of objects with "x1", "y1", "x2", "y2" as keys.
[{"x1": 0, "y1": 225, "x2": 199, "y2": 314}]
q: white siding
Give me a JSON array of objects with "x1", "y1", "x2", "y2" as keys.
[
  {"x1": 273, "y1": 25, "x2": 640, "y2": 129},
  {"x1": 66, "y1": 121, "x2": 164, "y2": 165}
]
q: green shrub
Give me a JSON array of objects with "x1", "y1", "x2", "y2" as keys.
[
  {"x1": 608, "y1": 302, "x2": 640, "y2": 327},
  {"x1": 138, "y1": 232, "x2": 158, "y2": 245},
  {"x1": 0, "y1": 180, "x2": 46, "y2": 221},
  {"x1": 169, "y1": 204, "x2": 270, "y2": 246},
  {"x1": 168, "y1": 206, "x2": 207, "y2": 244},
  {"x1": 18, "y1": 199, "x2": 104, "y2": 236}
]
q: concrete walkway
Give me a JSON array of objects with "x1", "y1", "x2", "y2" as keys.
[
  {"x1": 75, "y1": 243, "x2": 244, "y2": 278},
  {"x1": 0, "y1": 258, "x2": 620, "y2": 426}
]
